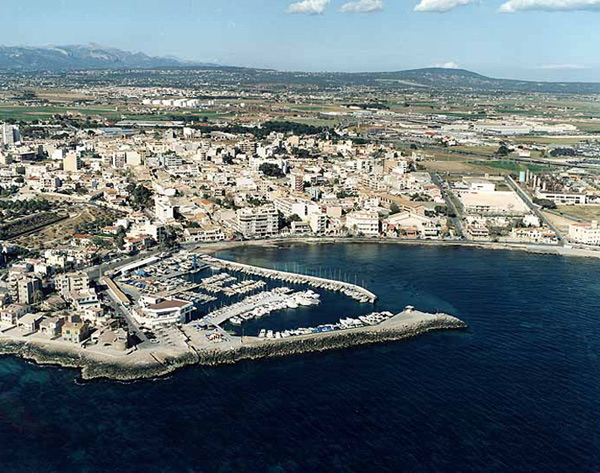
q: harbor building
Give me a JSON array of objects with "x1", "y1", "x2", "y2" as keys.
[{"x1": 137, "y1": 298, "x2": 195, "y2": 327}]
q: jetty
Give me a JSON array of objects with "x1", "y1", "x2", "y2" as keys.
[
  {"x1": 0, "y1": 307, "x2": 466, "y2": 381},
  {"x1": 204, "y1": 255, "x2": 378, "y2": 303}
]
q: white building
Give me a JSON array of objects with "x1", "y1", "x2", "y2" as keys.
[
  {"x1": 155, "y1": 197, "x2": 177, "y2": 223},
  {"x1": 536, "y1": 190, "x2": 586, "y2": 205},
  {"x1": 236, "y1": 206, "x2": 279, "y2": 239},
  {"x1": 569, "y1": 221, "x2": 600, "y2": 245},
  {"x1": 309, "y1": 212, "x2": 327, "y2": 234},
  {"x1": 136, "y1": 298, "x2": 195, "y2": 327},
  {"x1": 1, "y1": 123, "x2": 20, "y2": 146},
  {"x1": 345, "y1": 210, "x2": 379, "y2": 236}
]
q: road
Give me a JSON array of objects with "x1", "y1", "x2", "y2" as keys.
[
  {"x1": 432, "y1": 173, "x2": 464, "y2": 238},
  {"x1": 101, "y1": 284, "x2": 148, "y2": 345},
  {"x1": 505, "y1": 175, "x2": 565, "y2": 244}
]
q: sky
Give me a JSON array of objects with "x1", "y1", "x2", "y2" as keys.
[{"x1": 1, "y1": 0, "x2": 599, "y2": 81}]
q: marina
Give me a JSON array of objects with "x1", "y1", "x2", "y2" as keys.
[
  {"x1": 257, "y1": 310, "x2": 395, "y2": 339},
  {"x1": 199, "y1": 254, "x2": 378, "y2": 303},
  {"x1": 198, "y1": 287, "x2": 321, "y2": 327}
]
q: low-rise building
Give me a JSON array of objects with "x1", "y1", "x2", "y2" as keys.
[
  {"x1": 62, "y1": 318, "x2": 91, "y2": 343},
  {"x1": 136, "y1": 298, "x2": 195, "y2": 327},
  {"x1": 40, "y1": 316, "x2": 65, "y2": 338},
  {"x1": 17, "y1": 313, "x2": 44, "y2": 332},
  {"x1": 184, "y1": 226, "x2": 225, "y2": 243},
  {"x1": 569, "y1": 220, "x2": 600, "y2": 245}
]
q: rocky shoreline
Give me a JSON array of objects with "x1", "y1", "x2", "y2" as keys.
[{"x1": 0, "y1": 314, "x2": 467, "y2": 382}]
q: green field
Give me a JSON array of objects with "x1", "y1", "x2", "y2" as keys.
[
  {"x1": 0, "y1": 105, "x2": 122, "y2": 121},
  {"x1": 0, "y1": 105, "x2": 230, "y2": 123},
  {"x1": 469, "y1": 160, "x2": 554, "y2": 173},
  {"x1": 556, "y1": 205, "x2": 600, "y2": 222}
]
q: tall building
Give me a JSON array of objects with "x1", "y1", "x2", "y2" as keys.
[
  {"x1": 236, "y1": 206, "x2": 279, "y2": 239},
  {"x1": 309, "y1": 212, "x2": 327, "y2": 234},
  {"x1": 0, "y1": 152, "x2": 12, "y2": 166},
  {"x1": 55, "y1": 272, "x2": 90, "y2": 296},
  {"x1": 15, "y1": 276, "x2": 42, "y2": 305},
  {"x1": 290, "y1": 171, "x2": 304, "y2": 193},
  {"x1": 155, "y1": 197, "x2": 177, "y2": 223},
  {"x1": 63, "y1": 152, "x2": 82, "y2": 172},
  {"x1": 1, "y1": 123, "x2": 20, "y2": 146}
]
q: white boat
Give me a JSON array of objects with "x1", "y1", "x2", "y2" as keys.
[{"x1": 286, "y1": 299, "x2": 299, "y2": 309}]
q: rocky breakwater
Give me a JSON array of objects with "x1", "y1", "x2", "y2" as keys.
[
  {"x1": 0, "y1": 311, "x2": 466, "y2": 381},
  {"x1": 195, "y1": 311, "x2": 467, "y2": 367},
  {"x1": 0, "y1": 338, "x2": 198, "y2": 382}
]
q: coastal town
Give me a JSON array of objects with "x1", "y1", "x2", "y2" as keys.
[{"x1": 3, "y1": 68, "x2": 600, "y2": 377}]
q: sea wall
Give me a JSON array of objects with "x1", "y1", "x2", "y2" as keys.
[
  {"x1": 196, "y1": 315, "x2": 466, "y2": 367},
  {"x1": 0, "y1": 315, "x2": 467, "y2": 381}
]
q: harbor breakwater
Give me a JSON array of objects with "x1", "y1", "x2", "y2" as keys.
[
  {"x1": 195, "y1": 313, "x2": 466, "y2": 367},
  {"x1": 208, "y1": 255, "x2": 378, "y2": 303},
  {"x1": 0, "y1": 313, "x2": 466, "y2": 381}
]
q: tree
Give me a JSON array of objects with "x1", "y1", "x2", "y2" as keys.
[
  {"x1": 161, "y1": 226, "x2": 182, "y2": 250},
  {"x1": 496, "y1": 144, "x2": 511, "y2": 157},
  {"x1": 390, "y1": 203, "x2": 400, "y2": 215},
  {"x1": 128, "y1": 184, "x2": 154, "y2": 210},
  {"x1": 259, "y1": 163, "x2": 284, "y2": 178},
  {"x1": 33, "y1": 290, "x2": 44, "y2": 304}
]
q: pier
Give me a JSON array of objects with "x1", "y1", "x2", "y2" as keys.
[{"x1": 204, "y1": 255, "x2": 378, "y2": 303}]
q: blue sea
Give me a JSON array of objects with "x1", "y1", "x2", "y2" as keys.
[{"x1": 1, "y1": 244, "x2": 600, "y2": 472}]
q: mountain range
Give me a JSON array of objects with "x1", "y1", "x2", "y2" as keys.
[
  {"x1": 1, "y1": 44, "x2": 599, "y2": 94},
  {"x1": 0, "y1": 44, "x2": 187, "y2": 70}
]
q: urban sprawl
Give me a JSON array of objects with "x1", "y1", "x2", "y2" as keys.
[{"x1": 1, "y1": 68, "x2": 599, "y2": 371}]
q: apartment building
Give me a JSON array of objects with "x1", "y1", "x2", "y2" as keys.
[
  {"x1": 345, "y1": 210, "x2": 379, "y2": 236},
  {"x1": 569, "y1": 220, "x2": 600, "y2": 245},
  {"x1": 236, "y1": 205, "x2": 279, "y2": 239}
]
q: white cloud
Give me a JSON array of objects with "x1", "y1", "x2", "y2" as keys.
[
  {"x1": 499, "y1": 0, "x2": 600, "y2": 12},
  {"x1": 414, "y1": 0, "x2": 475, "y2": 12},
  {"x1": 287, "y1": 0, "x2": 330, "y2": 14},
  {"x1": 340, "y1": 0, "x2": 385, "y2": 12},
  {"x1": 538, "y1": 64, "x2": 589, "y2": 70},
  {"x1": 434, "y1": 61, "x2": 460, "y2": 68}
]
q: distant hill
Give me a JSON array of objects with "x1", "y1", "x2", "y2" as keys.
[
  {"x1": 0, "y1": 44, "x2": 186, "y2": 70},
  {"x1": 1, "y1": 45, "x2": 599, "y2": 94},
  {"x1": 344, "y1": 68, "x2": 600, "y2": 94}
]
